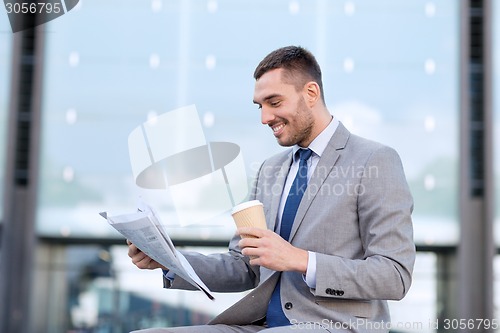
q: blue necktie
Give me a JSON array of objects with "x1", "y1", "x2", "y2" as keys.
[{"x1": 266, "y1": 148, "x2": 313, "y2": 327}]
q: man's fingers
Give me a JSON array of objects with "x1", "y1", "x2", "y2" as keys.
[
  {"x1": 126, "y1": 240, "x2": 165, "y2": 270},
  {"x1": 127, "y1": 240, "x2": 159, "y2": 270},
  {"x1": 239, "y1": 237, "x2": 259, "y2": 249},
  {"x1": 127, "y1": 244, "x2": 139, "y2": 258},
  {"x1": 134, "y1": 253, "x2": 153, "y2": 268},
  {"x1": 138, "y1": 256, "x2": 152, "y2": 268},
  {"x1": 237, "y1": 227, "x2": 266, "y2": 238},
  {"x1": 131, "y1": 251, "x2": 145, "y2": 264}
]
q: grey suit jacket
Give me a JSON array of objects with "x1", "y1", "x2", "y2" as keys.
[{"x1": 167, "y1": 123, "x2": 415, "y2": 332}]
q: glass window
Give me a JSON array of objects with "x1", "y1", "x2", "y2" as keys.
[
  {"x1": 0, "y1": 13, "x2": 12, "y2": 222},
  {"x1": 38, "y1": 0, "x2": 459, "y2": 246},
  {"x1": 324, "y1": 1, "x2": 459, "y2": 247}
]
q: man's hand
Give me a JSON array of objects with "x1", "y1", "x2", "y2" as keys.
[
  {"x1": 237, "y1": 227, "x2": 308, "y2": 274},
  {"x1": 127, "y1": 239, "x2": 167, "y2": 270}
]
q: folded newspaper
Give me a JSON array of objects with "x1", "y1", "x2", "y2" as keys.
[{"x1": 100, "y1": 201, "x2": 214, "y2": 300}]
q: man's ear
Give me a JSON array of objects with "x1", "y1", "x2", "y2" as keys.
[{"x1": 304, "y1": 81, "x2": 321, "y2": 107}]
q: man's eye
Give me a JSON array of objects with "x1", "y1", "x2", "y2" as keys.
[{"x1": 270, "y1": 101, "x2": 281, "y2": 107}]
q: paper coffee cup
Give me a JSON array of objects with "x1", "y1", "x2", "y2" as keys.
[{"x1": 231, "y1": 200, "x2": 267, "y2": 238}]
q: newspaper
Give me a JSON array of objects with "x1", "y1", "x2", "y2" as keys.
[{"x1": 100, "y1": 201, "x2": 214, "y2": 300}]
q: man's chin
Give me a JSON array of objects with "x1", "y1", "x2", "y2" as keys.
[{"x1": 276, "y1": 138, "x2": 294, "y2": 147}]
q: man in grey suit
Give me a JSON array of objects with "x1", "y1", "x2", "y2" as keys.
[{"x1": 128, "y1": 46, "x2": 415, "y2": 333}]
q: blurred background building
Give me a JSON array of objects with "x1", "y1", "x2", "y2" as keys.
[{"x1": 0, "y1": 0, "x2": 498, "y2": 332}]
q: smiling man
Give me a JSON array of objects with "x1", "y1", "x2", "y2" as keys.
[{"x1": 129, "y1": 46, "x2": 416, "y2": 333}]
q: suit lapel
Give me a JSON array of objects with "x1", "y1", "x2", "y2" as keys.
[{"x1": 288, "y1": 122, "x2": 350, "y2": 241}]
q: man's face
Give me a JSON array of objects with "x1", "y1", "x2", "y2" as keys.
[{"x1": 253, "y1": 68, "x2": 314, "y2": 147}]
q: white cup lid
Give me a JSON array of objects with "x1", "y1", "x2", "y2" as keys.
[{"x1": 231, "y1": 200, "x2": 263, "y2": 214}]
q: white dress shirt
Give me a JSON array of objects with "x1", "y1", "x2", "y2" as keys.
[{"x1": 275, "y1": 115, "x2": 339, "y2": 288}]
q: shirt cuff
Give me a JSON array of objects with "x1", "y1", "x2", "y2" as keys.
[
  {"x1": 162, "y1": 269, "x2": 176, "y2": 281},
  {"x1": 302, "y1": 251, "x2": 317, "y2": 289}
]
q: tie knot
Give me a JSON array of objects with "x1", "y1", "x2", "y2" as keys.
[{"x1": 298, "y1": 148, "x2": 313, "y2": 162}]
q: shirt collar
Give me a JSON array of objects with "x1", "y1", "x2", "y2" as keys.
[{"x1": 292, "y1": 115, "x2": 339, "y2": 161}]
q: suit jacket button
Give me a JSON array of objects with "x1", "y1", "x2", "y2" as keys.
[
  {"x1": 338, "y1": 290, "x2": 344, "y2": 296},
  {"x1": 325, "y1": 288, "x2": 333, "y2": 295},
  {"x1": 284, "y1": 302, "x2": 293, "y2": 310}
]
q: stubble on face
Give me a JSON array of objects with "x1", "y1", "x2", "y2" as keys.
[{"x1": 277, "y1": 96, "x2": 314, "y2": 147}]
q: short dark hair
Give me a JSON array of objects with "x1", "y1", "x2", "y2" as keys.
[{"x1": 254, "y1": 46, "x2": 325, "y2": 103}]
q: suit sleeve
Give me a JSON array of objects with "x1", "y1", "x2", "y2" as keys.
[{"x1": 314, "y1": 146, "x2": 415, "y2": 301}]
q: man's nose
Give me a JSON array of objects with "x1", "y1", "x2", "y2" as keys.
[{"x1": 261, "y1": 107, "x2": 274, "y2": 125}]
